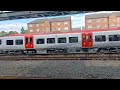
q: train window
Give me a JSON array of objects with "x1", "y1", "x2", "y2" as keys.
[
  {"x1": 83, "y1": 36, "x2": 86, "y2": 42},
  {"x1": 69, "y1": 37, "x2": 78, "y2": 43},
  {"x1": 47, "y1": 38, "x2": 55, "y2": 44},
  {"x1": 26, "y1": 38, "x2": 28, "y2": 44},
  {"x1": 88, "y1": 35, "x2": 92, "y2": 42},
  {"x1": 95, "y1": 35, "x2": 106, "y2": 42},
  {"x1": 37, "y1": 38, "x2": 45, "y2": 44},
  {"x1": 58, "y1": 37, "x2": 66, "y2": 43},
  {"x1": 30, "y1": 38, "x2": 32, "y2": 44},
  {"x1": 15, "y1": 39, "x2": 23, "y2": 45},
  {"x1": 0, "y1": 39, "x2": 1, "y2": 45},
  {"x1": 6, "y1": 40, "x2": 13, "y2": 45},
  {"x1": 109, "y1": 34, "x2": 120, "y2": 41}
]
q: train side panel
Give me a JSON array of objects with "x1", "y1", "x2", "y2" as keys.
[
  {"x1": 93, "y1": 30, "x2": 120, "y2": 48},
  {"x1": 1, "y1": 36, "x2": 25, "y2": 50},
  {"x1": 33, "y1": 33, "x2": 82, "y2": 50}
]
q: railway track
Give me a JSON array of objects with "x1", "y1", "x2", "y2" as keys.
[
  {"x1": 0, "y1": 53, "x2": 120, "y2": 60},
  {"x1": 0, "y1": 76, "x2": 51, "y2": 79}
]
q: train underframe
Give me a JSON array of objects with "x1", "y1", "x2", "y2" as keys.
[{"x1": 0, "y1": 47, "x2": 120, "y2": 55}]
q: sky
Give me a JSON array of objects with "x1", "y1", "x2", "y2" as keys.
[{"x1": 0, "y1": 13, "x2": 85, "y2": 33}]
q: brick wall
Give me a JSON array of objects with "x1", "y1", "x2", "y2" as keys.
[
  {"x1": 28, "y1": 19, "x2": 71, "y2": 34},
  {"x1": 117, "y1": 17, "x2": 120, "y2": 27},
  {"x1": 85, "y1": 18, "x2": 109, "y2": 30},
  {"x1": 85, "y1": 12, "x2": 120, "y2": 30},
  {"x1": 51, "y1": 21, "x2": 71, "y2": 32},
  {"x1": 109, "y1": 14, "x2": 117, "y2": 28}
]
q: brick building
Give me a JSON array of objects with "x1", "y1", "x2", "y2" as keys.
[
  {"x1": 85, "y1": 11, "x2": 120, "y2": 30},
  {"x1": 28, "y1": 17, "x2": 71, "y2": 34}
]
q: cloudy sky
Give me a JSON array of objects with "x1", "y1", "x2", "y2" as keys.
[{"x1": 0, "y1": 13, "x2": 85, "y2": 33}]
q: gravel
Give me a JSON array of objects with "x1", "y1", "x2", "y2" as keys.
[{"x1": 0, "y1": 60, "x2": 120, "y2": 79}]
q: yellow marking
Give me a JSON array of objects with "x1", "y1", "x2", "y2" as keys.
[
  {"x1": 28, "y1": 38, "x2": 30, "y2": 42},
  {"x1": 86, "y1": 35, "x2": 88, "y2": 39}
]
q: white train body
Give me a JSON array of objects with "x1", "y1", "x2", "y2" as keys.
[{"x1": 0, "y1": 28, "x2": 120, "y2": 54}]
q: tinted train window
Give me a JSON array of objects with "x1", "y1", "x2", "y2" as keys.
[
  {"x1": 15, "y1": 39, "x2": 23, "y2": 45},
  {"x1": 95, "y1": 35, "x2": 106, "y2": 42},
  {"x1": 0, "y1": 39, "x2": 1, "y2": 45},
  {"x1": 58, "y1": 37, "x2": 66, "y2": 43},
  {"x1": 47, "y1": 38, "x2": 55, "y2": 44},
  {"x1": 69, "y1": 37, "x2": 78, "y2": 43},
  {"x1": 83, "y1": 36, "x2": 86, "y2": 42},
  {"x1": 26, "y1": 38, "x2": 28, "y2": 44},
  {"x1": 30, "y1": 38, "x2": 32, "y2": 44},
  {"x1": 88, "y1": 35, "x2": 92, "y2": 42},
  {"x1": 109, "y1": 34, "x2": 120, "y2": 41},
  {"x1": 37, "y1": 38, "x2": 44, "y2": 44},
  {"x1": 6, "y1": 40, "x2": 13, "y2": 45}
]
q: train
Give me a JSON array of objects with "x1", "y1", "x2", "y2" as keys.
[{"x1": 0, "y1": 28, "x2": 120, "y2": 55}]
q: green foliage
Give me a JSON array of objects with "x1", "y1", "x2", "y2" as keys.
[
  {"x1": 20, "y1": 27, "x2": 28, "y2": 34},
  {"x1": 8, "y1": 31, "x2": 18, "y2": 35},
  {"x1": 0, "y1": 26, "x2": 28, "y2": 37},
  {"x1": 0, "y1": 31, "x2": 19, "y2": 36},
  {"x1": 0, "y1": 31, "x2": 8, "y2": 36}
]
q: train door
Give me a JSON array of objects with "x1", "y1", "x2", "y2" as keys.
[
  {"x1": 82, "y1": 32, "x2": 93, "y2": 48},
  {"x1": 25, "y1": 35, "x2": 34, "y2": 49}
]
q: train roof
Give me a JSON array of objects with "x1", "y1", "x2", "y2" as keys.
[{"x1": 1, "y1": 28, "x2": 120, "y2": 37}]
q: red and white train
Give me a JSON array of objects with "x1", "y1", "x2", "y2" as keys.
[{"x1": 0, "y1": 28, "x2": 120, "y2": 54}]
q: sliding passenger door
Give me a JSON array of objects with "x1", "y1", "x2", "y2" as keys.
[
  {"x1": 82, "y1": 32, "x2": 93, "y2": 48},
  {"x1": 25, "y1": 35, "x2": 34, "y2": 49}
]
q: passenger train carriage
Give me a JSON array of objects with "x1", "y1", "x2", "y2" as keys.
[{"x1": 0, "y1": 28, "x2": 120, "y2": 55}]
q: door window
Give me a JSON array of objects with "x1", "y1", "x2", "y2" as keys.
[{"x1": 26, "y1": 38, "x2": 28, "y2": 44}]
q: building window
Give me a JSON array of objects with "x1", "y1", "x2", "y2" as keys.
[
  {"x1": 104, "y1": 18, "x2": 107, "y2": 21},
  {"x1": 30, "y1": 30, "x2": 33, "y2": 32},
  {"x1": 105, "y1": 24, "x2": 107, "y2": 27},
  {"x1": 88, "y1": 25, "x2": 92, "y2": 29},
  {"x1": 52, "y1": 23, "x2": 54, "y2": 25},
  {"x1": 36, "y1": 24, "x2": 39, "y2": 27},
  {"x1": 95, "y1": 35, "x2": 106, "y2": 42},
  {"x1": 36, "y1": 38, "x2": 45, "y2": 44},
  {"x1": 29, "y1": 24, "x2": 32, "y2": 27},
  {"x1": 109, "y1": 34, "x2": 120, "y2": 41},
  {"x1": 88, "y1": 19, "x2": 92, "y2": 23},
  {"x1": 47, "y1": 38, "x2": 55, "y2": 44},
  {"x1": 0, "y1": 39, "x2": 1, "y2": 45},
  {"x1": 111, "y1": 24, "x2": 114, "y2": 26},
  {"x1": 117, "y1": 18, "x2": 120, "y2": 21},
  {"x1": 6, "y1": 40, "x2": 13, "y2": 45},
  {"x1": 97, "y1": 25, "x2": 100, "y2": 28},
  {"x1": 64, "y1": 22, "x2": 68, "y2": 24},
  {"x1": 96, "y1": 19, "x2": 100, "y2": 23},
  {"x1": 36, "y1": 29, "x2": 39, "y2": 32},
  {"x1": 58, "y1": 28, "x2": 61, "y2": 31},
  {"x1": 117, "y1": 24, "x2": 120, "y2": 27},
  {"x1": 57, "y1": 22, "x2": 60, "y2": 25},
  {"x1": 46, "y1": 28, "x2": 49, "y2": 31},
  {"x1": 58, "y1": 37, "x2": 66, "y2": 43},
  {"x1": 64, "y1": 27, "x2": 68, "y2": 30},
  {"x1": 42, "y1": 28, "x2": 44, "y2": 31},
  {"x1": 15, "y1": 39, "x2": 23, "y2": 45},
  {"x1": 69, "y1": 37, "x2": 78, "y2": 43}
]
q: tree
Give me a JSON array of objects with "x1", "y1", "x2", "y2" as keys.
[
  {"x1": 8, "y1": 31, "x2": 18, "y2": 35},
  {"x1": 0, "y1": 31, "x2": 8, "y2": 36},
  {"x1": 20, "y1": 27, "x2": 28, "y2": 34}
]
